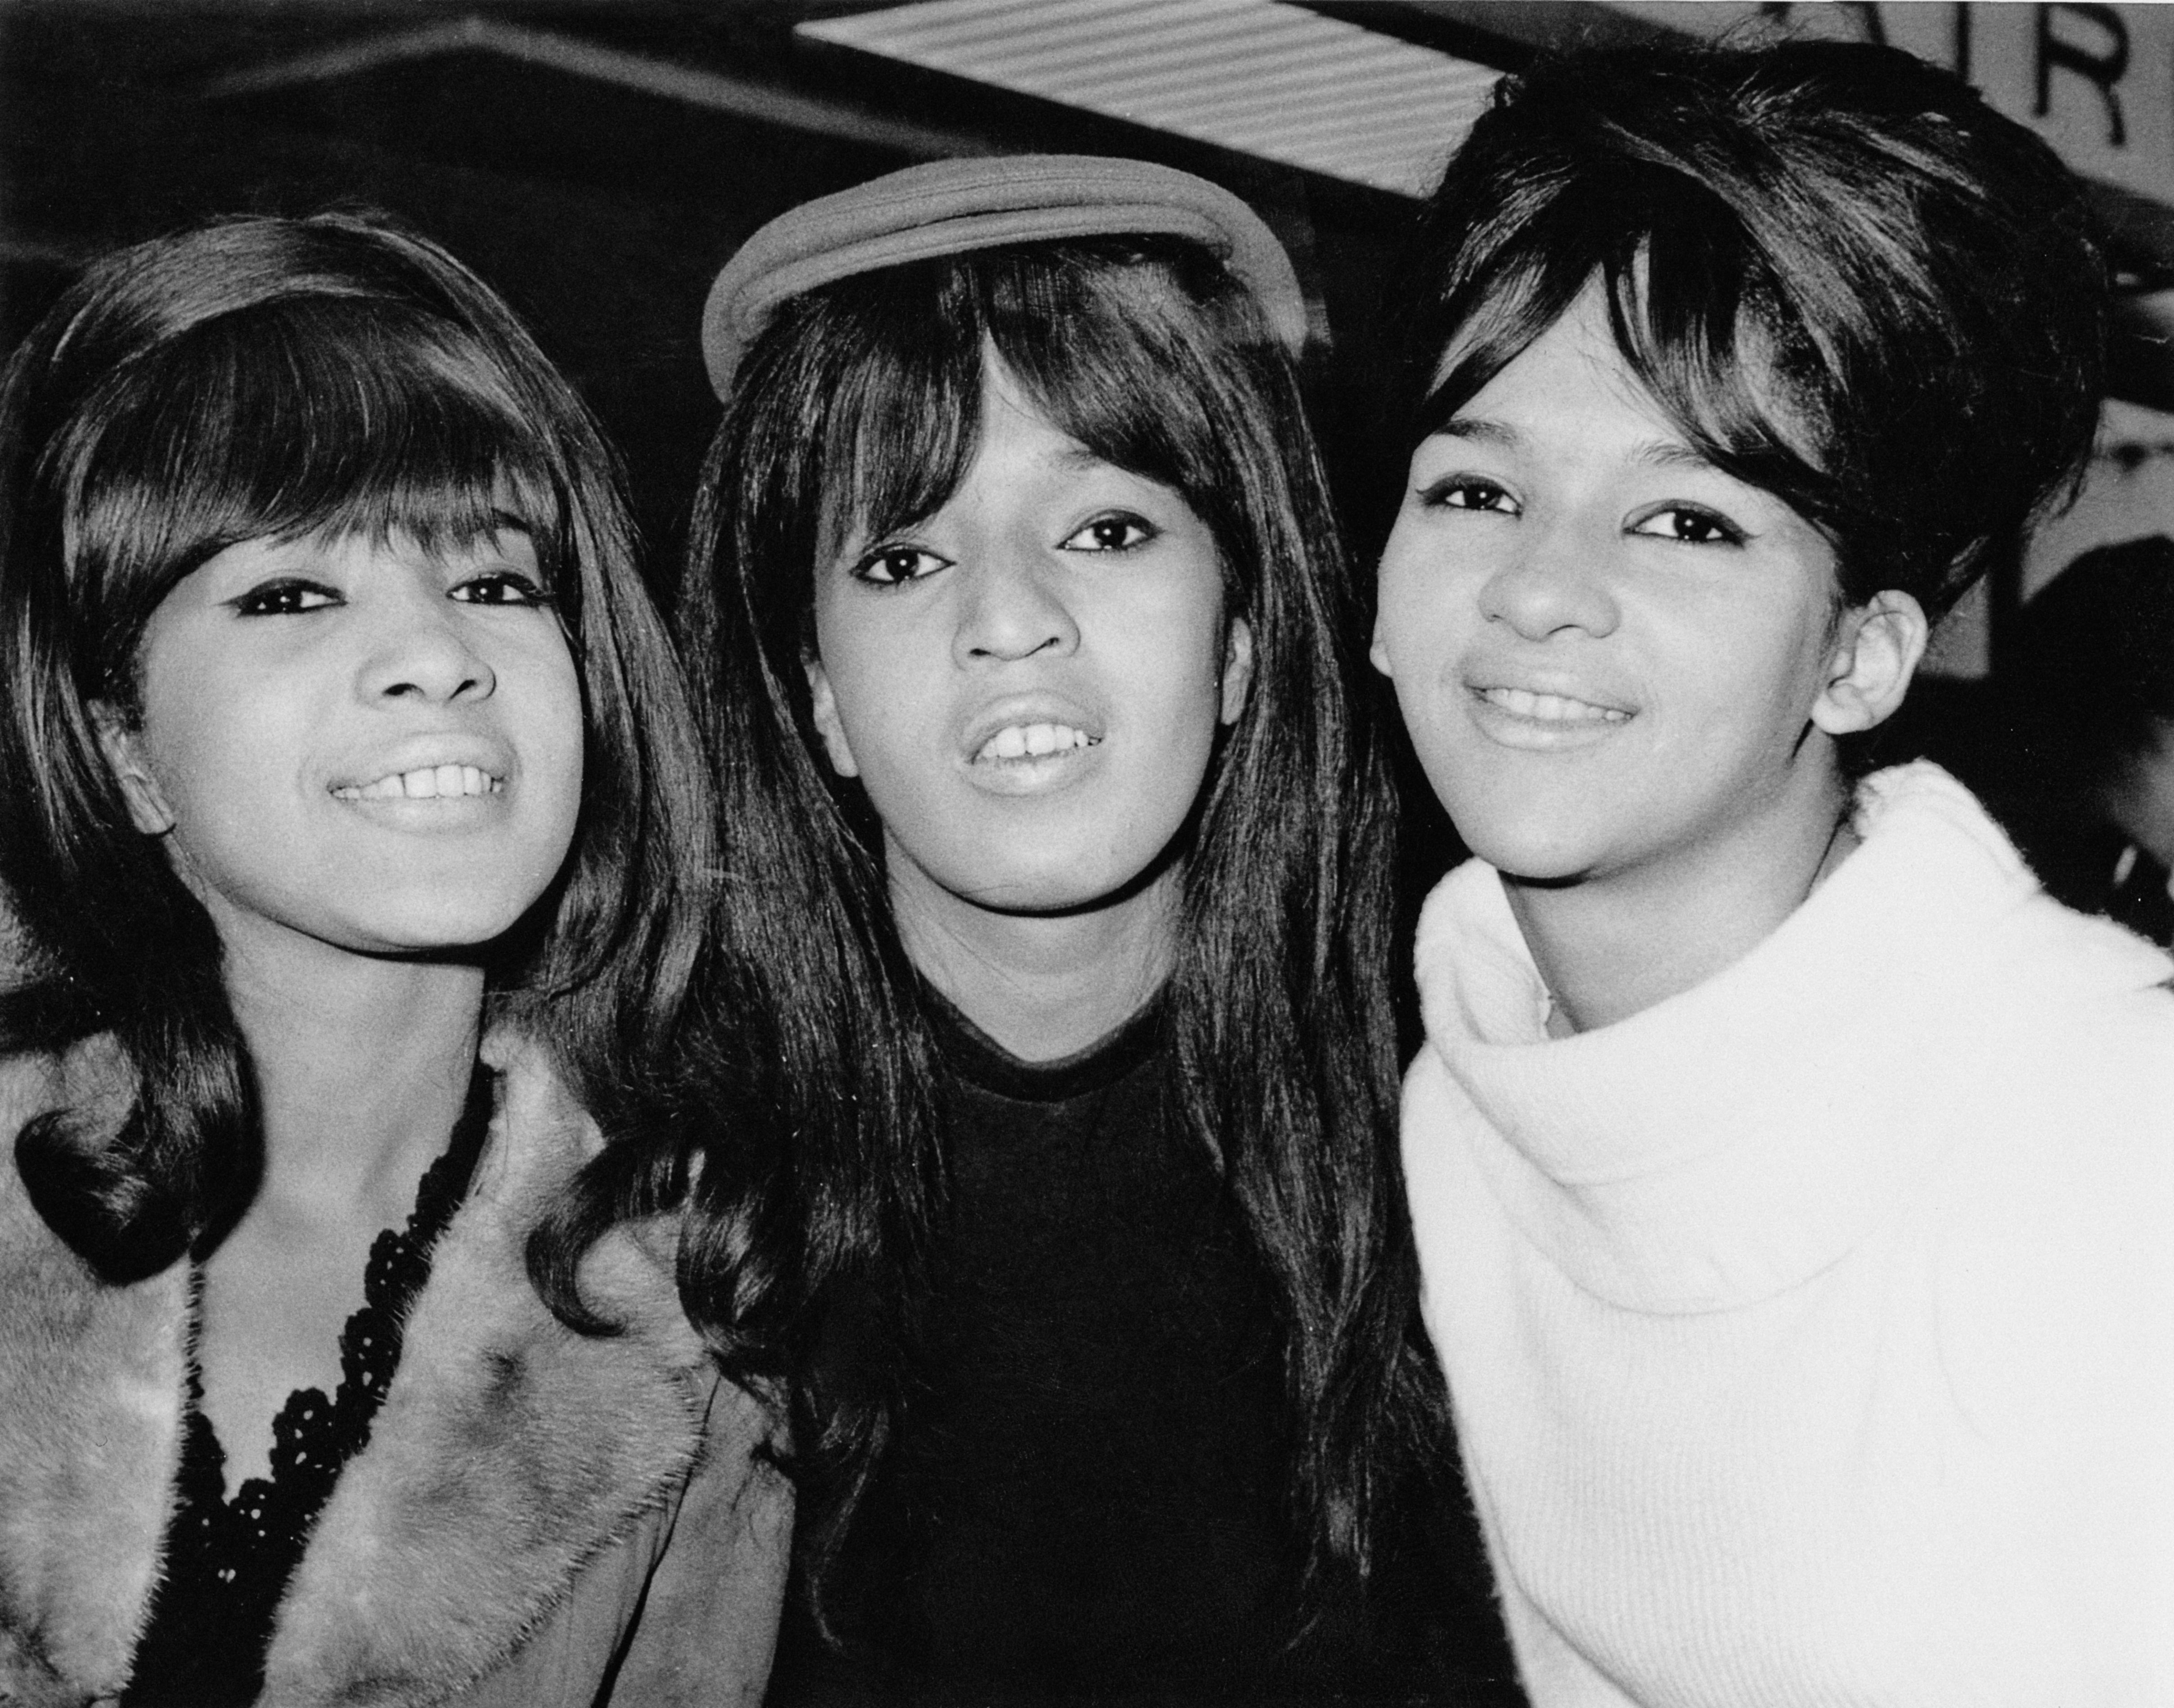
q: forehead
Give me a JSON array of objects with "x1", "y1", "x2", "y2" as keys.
[
  {"x1": 1446, "y1": 291, "x2": 1693, "y2": 464},
  {"x1": 966, "y1": 357, "x2": 1104, "y2": 468}
]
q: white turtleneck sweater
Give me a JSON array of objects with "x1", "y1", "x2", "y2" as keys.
[{"x1": 1404, "y1": 763, "x2": 2174, "y2": 1708}]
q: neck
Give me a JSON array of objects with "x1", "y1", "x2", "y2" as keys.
[
  {"x1": 216, "y1": 921, "x2": 487, "y2": 1225},
  {"x1": 1506, "y1": 767, "x2": 1855, "y2": 1036},
  {"x1": 889, "y1": 855, "x2": 1177, "y2": 1063}
]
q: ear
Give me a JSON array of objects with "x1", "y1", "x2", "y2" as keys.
[
  {"x1": 1368, "y1": 617, "x2": 1392, "y2": 680},
  {"x1": 1810, "y1": 589, "x2": 1928, "y2": 738},
  {"x1": 1218, "y1": 617, "x2": 1255, "y2": 725},
  {"x1": 90, "y1": 702, "x2": 177, "y2": 834},
  {"x1": 802, "y1": 658, "x2": 860, "y2": 779}
]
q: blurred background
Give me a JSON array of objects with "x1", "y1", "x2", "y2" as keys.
[{"x1": 5, "y1": 0, "x2": 2174, "y2": 893}]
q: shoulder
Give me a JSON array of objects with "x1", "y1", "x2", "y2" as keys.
[
  {"x1": 478, "y1": 1021, "x2": 606, "y2": 1185},
  {"x1": 473, "y1": 1020, "x2": 697, "y2": 1345},
  {"x1": 269, "y1": 1027, "x2": 780, "y2": 1707},
  {"x1": 1853, "y1": 763, "x2": 2174, "y2": 990}
]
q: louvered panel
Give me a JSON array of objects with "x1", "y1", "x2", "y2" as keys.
[{"x1": 799, "y1": 0, "x2": 1501, "y2": 197}]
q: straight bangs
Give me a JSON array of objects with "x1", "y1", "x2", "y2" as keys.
[
  {"x1": 753, "y1": 264, "x2": 986, "y2": 592},
  {"x1": 983, "y1": 238, "x2": 1280, "y2": 590},
  {"x1": 755, "y1": 239, "x2": 1284, "y2": 611},
  {"x1": 57, "y1": 295, "x2": 571, "y2": 700}
]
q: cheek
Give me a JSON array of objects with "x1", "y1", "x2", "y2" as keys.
[
  {"x1": 1655, "y1": 595, "x2": 1837, "y2": 762},
  {"x1": 818, "y1": 630, "x2": 938, "y2": 785},
  {"x1": 522, "y1": 640, "x2": 589, "y2": 844},
  {"x1": 1375, "y1": 532, "x2": 1473, "y2": 678},
  {"x1": 135, "y1": 666, "x2": 278, "y2": 829},
  {"x1": 811, "y1": 586, "x2": 913, "y2": 734},
  {"x1": 1134, "y1": 576, "x2": 1231, "y2": 709},
  {"x1": 1114, "y1": 599, "x2": 1231, "y2": 815}
]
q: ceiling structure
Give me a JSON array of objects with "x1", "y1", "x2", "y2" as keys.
[
  {"x1": 0, "y1": 0, "x2": 1545, "y2": 552},
  {"x1": 798, "y1": 0, "x2": 1502, "y2": 198},
  {"x1": 1, "y1": 0, "x2": 2169, "y2": 586}
]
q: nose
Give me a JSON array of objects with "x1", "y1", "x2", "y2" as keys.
[
  {"x1": 952, "y1": 541, "x2": 1079, "y2": 667},
  {"x1": 1479, "y1": 514, "x2": 1621, "y2": 643},
  {"x1": 360, "y1": 586, "x2": 497, "y2": 705}
]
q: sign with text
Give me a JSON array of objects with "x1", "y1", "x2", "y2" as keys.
[{"x1": 1604, "y1": 3, "x2": 2174, "y2": 210}]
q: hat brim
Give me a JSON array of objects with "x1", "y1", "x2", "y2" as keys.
[{"x1": 701, "y1": 152, "x2": 1308, "y2": 399}]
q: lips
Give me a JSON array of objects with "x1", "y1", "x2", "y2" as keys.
[
  {"x1": 333, "y1": 763, "x2": 503, "y2": 802},
  {"x1": 329, "y1": 734, "x2": 516, "y2": 805},
  {"x1": 975, "y1": 721, "x2": 1096, "y2": 762},
  {"x1": 1459, "y1": 666, "x2": 1637, "y2": 752},
  {"x1": 1474, "y1": 685, "x2": 1630, "y2": 725},
  {"x1": 960, "y1": 699, "x2": 1105, "y2": 767}
]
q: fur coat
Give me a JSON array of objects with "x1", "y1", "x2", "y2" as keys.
[{"x1": 0, "y1": 1025, "x2": 791, "y2": 1708}]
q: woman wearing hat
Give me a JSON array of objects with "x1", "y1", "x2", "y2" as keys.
[{"x1": 657, "y1": 156, "x2": 1519, "y2": 1704}]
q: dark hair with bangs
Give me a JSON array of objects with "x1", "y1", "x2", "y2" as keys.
[
  {"x1": 0, "y1": 211, "x2": 714, "y2": 1291},
  {"x1": 1388, "y1": 39, "x2": 2107, "y2": 618},
  {"x1": 675, "y1": 237, "x2": 1446, "y2": 1623}
]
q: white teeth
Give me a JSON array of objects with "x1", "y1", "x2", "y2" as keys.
[
  {"x1": 1482, "y1": 687, "x2": 1628, "y2": 724},
  {"x1": 978, "y1": 722, "x2": 1095, "y2": 762},
  {"x1": 333, "y1": 765, "x2": 502, "y2": 800}
]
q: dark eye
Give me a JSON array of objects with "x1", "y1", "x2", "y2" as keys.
[
  {"x1": 230, "y1": 579, "x2": 339, "y2": 616},
  {"x1": 1059, "y1": 513, "x2": 1156, "y2": 553},
  {"x1": 852, "y1": 546, "x2": 949, "y2": 586},
  {"x1": 450, "y1": 571, "x2": 552, "y2": 606},
  {"x1": 1420, "y1": 478, "x2": 1519, "y2": 516},
  {"x1": 1630, "y1": 506, "x2": 1745, "y2": 547}
]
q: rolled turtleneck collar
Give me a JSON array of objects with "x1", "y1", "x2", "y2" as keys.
[{"x1": 1412, "y1": 762, "x2": 2174, "y2": 1316}]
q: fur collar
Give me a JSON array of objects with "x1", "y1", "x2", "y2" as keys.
[{"x1": 0, "y1": 1027, "x2": 714, "y2": 1707}]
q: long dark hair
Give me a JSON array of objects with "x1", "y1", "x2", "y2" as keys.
[
  {"x1": 675, "y1": 236, "x2": 1437, "y2": 1619},
  {"x1": 0, "y1": 211, "x2": 714, "y2": 1292},
  {"x1": 1388, "y1": 40, "x2": 2105, "y2": 619}
]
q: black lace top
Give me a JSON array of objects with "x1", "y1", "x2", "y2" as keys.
[{"x1": 121, "y1": 1066, "x2": 494, "y2": 1708}]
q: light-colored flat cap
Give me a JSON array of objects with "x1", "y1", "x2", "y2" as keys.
[{"x1": 701, "y1": 152, "x2": 1307, "y2": 399}]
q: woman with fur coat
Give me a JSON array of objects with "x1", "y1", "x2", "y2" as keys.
[{"x1": 0, "y1": 213, "x2": 788, "y2": 1706}]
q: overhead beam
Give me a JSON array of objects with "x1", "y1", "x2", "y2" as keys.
[{"x1": 198, "y1": 13, "x2": 997, "y2": 161}]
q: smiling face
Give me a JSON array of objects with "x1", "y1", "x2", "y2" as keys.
[
  {"x1": 806, "y1": 358, "x2": 1250, "y2": 927},
  {"x1": 101, "y1": 528, "x2": 584, "y2": 964},
  {"x1": 1373, "y1": 288, "x2": 1920, "y2": 894}
]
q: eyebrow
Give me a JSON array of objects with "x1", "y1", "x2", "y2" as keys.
[
  {"x1": 1439, "y1": 415, "x2": 1720, "y2": 475},
  {"x1": 1632, "y1": 440, "x2": 1719, "y2": 475},
  {"x1": 1052, "y1": 443, "x2": 1114, "y2": 474},
  {"x1": 1434, "y1": 417, "x2": 1521, "y2": 453}
]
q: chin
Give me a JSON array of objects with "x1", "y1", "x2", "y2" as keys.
[
  {"x1": 1433, "y1": 764, "x2": 1616, "y2": 877},
  {"x1": 341, "y1": 897, "x2": 542, "y2": 958},
  {"x1": 1447, "y1": 812, "x2": 1607, "y2": 886},
  {"x1": 943, "y1": 847, "x2": 1168, "y2": 918}
]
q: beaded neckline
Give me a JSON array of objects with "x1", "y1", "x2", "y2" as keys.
[{"x1": 121, "y1": 1064, "x2": 495, "y2": 1708}]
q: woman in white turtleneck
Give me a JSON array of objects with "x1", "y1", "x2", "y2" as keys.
[{"x1": 1368, "y1": 39, "x2": 2174, "y2": 1708}]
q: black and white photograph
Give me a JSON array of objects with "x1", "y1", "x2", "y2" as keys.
[{"x1": 0, "y1": 4, "x2": 2168, "y2": 1704}]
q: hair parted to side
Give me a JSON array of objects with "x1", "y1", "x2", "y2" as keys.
[
  {"x1": 675, "y1": 236, "x2": 1444, "y2": 1620},
  {"x1": 1388, "y1": 39, "x2": 2107, "y2": 618},
  {"x1": 0, "y1": 211, "x2": 714, "y2": 1291}
]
